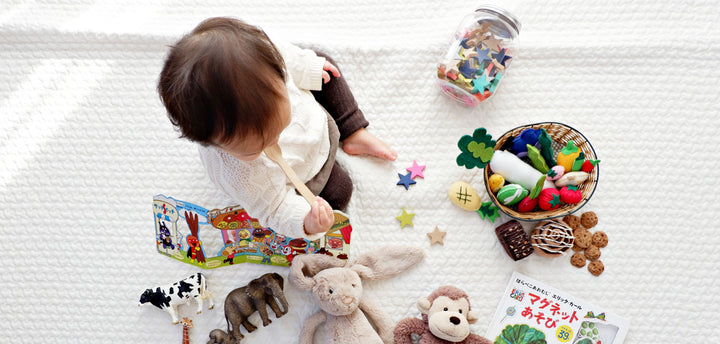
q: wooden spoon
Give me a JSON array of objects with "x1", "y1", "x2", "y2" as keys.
[{"x1": 264, "y1": 144, "x2": 317, "y2": 205}]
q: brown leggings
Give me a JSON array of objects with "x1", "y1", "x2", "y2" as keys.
[{"x1": 310, "y1": 51, "x2": 368, "y2": 211}]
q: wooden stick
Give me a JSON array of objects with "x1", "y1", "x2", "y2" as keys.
[{"x1": 264, "y1": 144, "x2": 317, "y2": 205}]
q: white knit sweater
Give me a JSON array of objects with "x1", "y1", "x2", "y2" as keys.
[{"x1": 198, "y1": 40, "x2": 329, "y2": 239}]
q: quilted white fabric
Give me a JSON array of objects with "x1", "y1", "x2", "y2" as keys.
[{"x1": 2, "y1": 1, "x2": 719, "y2": 343}]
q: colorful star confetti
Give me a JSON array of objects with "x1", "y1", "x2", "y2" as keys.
[
  {"x1": 397, "y1": 172, "x2": 416, "y2": 190},
  {"x1": 475, "y1": 46, "x2": 493, "y2": 65},
  {"x1": 491, "y1": 48, "x2": 511, "y2": 68},
  {"x1": 396, "y1": 208, "x2": 415, "y2": 228},
  {"x1": 427, "y1": 226, "x2": 446, "y2": 246},
  {"x1": 471, "y1": 73, "x2": 492, "y2": 95},
  {"x1": 482, "y1": 35, "x2": 503, "y2": 52},
  {"x1": 436, "y1": 21, "x2": 513, "y2": 106},
  {"x1": 406, "y1": 160, "x2": 426, "y2": 179}
]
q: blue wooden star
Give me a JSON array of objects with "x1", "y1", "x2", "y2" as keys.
[
  {"x1": 476, "y1": 46, "x2": 493, "y2": 65},
  {"x1": 397, "y1": 172, "x2": 416, "y2": 190},
  {"x1": 492, "y1": 48, "x2": 512, "y2": 67},
  {"x1": 457, "y1": 60, "x2": 479, "y2": 79}
]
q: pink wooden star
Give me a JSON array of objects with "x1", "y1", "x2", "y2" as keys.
[{"x1": 406, "y1": 160, "x2": 426, "y2": 179}]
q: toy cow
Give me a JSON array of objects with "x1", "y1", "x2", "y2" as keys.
[{"x1": 138, "y1": 272, "x2": 215, "y2": 324}]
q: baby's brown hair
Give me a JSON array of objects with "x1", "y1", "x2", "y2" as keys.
[{"x1": 158, "y1": 17, "x2": 286, "y2": 146}]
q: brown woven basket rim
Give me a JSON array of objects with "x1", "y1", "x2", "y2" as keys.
[{"x1": 484, "y1": 122, "x2": 599, "y2": 221}]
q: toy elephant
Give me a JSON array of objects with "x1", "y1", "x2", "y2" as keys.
[
  {"x1": 222, "y1": 272, "x2": 288, "y2": 342},
  {"x1": 289, "y1": 245, "x2": 425, "y2": 344},
  {"x1": 207, "y1": 329, "x2": 234, "y2": 344}
]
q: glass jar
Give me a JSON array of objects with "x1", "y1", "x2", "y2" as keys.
[{"x1": 437, "y1": 6, "x2": 521, "y2": 107}]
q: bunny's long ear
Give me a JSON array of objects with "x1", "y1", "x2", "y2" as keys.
[
  {"x1": 289, "y1": 254, "x2": 347, "y2": 291},
  {"x1": 349, "y1": 246, "x2": 424, "y2": 281}
]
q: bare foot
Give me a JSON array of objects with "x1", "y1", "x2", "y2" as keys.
[{"x1": 342, "y1": 128, "x2": 397, "y2": 161}]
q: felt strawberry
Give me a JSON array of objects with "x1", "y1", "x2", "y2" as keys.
[
  {"x1": 581, "y1": 159, "x2": 601, "y2": 173},
  {"x1": 538, "y1": 188, "x2": 562, "y2": 211},
  {"x1": 559, "y1": 185, "x2": 583, "y2": 204},
  {"x1": 517, "y1": 196, "x2": 538, "y2": 212}
]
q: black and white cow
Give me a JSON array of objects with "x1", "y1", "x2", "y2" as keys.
[{"x1": 138, "y1": 273, "x2": 214, "y2": 324}]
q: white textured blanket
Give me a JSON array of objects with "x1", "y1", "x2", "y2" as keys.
[{"x1": 2, "y1": 1, "x2": 719, "y2": 343}]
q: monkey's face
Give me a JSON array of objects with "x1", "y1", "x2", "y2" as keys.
[{"x1": 427, "y1": 296, "x2": 471, "y2": 342}]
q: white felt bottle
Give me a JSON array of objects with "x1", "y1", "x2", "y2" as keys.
[{"x1": 489, "y1": 150, "x2": 556, "y2": 194}]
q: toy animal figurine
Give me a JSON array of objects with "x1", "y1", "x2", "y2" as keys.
[
  {"x1": 289, "y1": 245, "x2": 425, "y2": 344},
  {"x1": 181, "y1": 318, "x2": 193, "y2": 344},
  {"x1": 394, "y1": 286, "x2": 492, "y2": 344},
  {"x1": 207, "y1": 329, "x2": 234, "y2": 344},
  {"x1": 221, "y1": 272, "x2": 288, "y2": 342},
  {"x1": 138, "y1": 273, "x2": 214, "y2": 324}
]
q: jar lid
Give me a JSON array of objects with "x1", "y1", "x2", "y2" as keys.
[{"x1": 476, "y1": 5, "x2": 521, "y2": 34}]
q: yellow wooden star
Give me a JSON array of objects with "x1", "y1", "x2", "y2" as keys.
[
  {"x1": 427, "y1": 226, "x2": 446, "y2": 246},
  {"x1": 395, "y1": 208, "x2": 415, "y2": 228}
]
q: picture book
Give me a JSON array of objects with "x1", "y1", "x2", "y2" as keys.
[
  {"x1": 487, "y1": 271, "x2": 629, "y2": 344},
  {"x1": 152, "y1": 194, "x2": 352, "y2": 269}
]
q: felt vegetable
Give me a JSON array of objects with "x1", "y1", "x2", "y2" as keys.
[
  {"x1": 489, "y1": 150, "x2": 555, "y2": 197},
  {"x1": 538, "y1": 188, "x2": 562, "y2": 211},
  {"x1": 457, "y1": 127, "x2": 496, "y2": 169},
  {"x1": 556, "y1": 140, "x2": 581, "y2": 172},
  {"x1": 494, "y1": 324, "x2": 547, "y2": 344},
  {"x1": 555, "y1": 171, "x2": 589, "y2": 187},
  {"x1": 571, "y1": 152, "x2": 586, "y2": 171},
  {"x1": 497, "y1": 184, "x2": 529, "y2": 206},
  {"x1": 526, "y1": 144, "x2": 549, "y2": 173},
  {"x1": 448, "y1": 181, "x2": 482, "y2": 211},
  {"x1": 488, "y1": 174, "x2": 505, "y2": 193},
  {"x1": 478, "y1": 202, "x2": 500, "y2": 222},
  {"x1": 511, "y1": 128, "x2": 542, "y2": 154},
  {"x1": 546, "y1": 165, "x2": 564, "y2": 181},
  {"x1": 559, "y1": 185, "x2": 583, "y2": 204},
  {"x1": 581, "y1": 159, "x2": 601, "y2": 173},
  {"x1": 537, "y1": 129, "x2": 556, "y2": 167},
  {"x1": 517, "y1": 196, "x2": 538, "y2": 212}
]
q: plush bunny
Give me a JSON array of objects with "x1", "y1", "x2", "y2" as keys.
[{"x1": 289, "y1": 246, "x2": 425, "y2": 344}]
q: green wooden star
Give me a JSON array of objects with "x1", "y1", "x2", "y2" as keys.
[{"x1": 395, "y1": 208, "x2": 415, "y2": 228}]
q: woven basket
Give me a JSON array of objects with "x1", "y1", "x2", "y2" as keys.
[{"x1": 484, "y1": 122, "x2": 599, "y2": 221}]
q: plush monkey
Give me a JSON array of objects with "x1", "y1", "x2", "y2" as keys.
[{"x1": 394, "y1": 286, "x2": 493, "y2": 344}]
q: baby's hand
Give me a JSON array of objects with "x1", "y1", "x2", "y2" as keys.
[
  {"x1": 303, "y1": 197, "x2": 334, "y2": 235},
  {"x1": 322, "y1": 61, "x2": 341, "y2": 84}
]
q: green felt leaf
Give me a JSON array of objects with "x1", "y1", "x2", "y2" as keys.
[
  {"x1": 571, "y1": 152, "x2": 586, "y2": 171},
  {"x1": 549, "y1": 193, "x2": 562, "y2": 207},
  {"x1": 560, "y1": 140, "x2": 579, "y2": 155},
  {"x1": 526, "y1": 144, "x2": 549, "y2": 173},
  {"x1": 468, "y1": 141, "x2": 495, "y2": 161},
  {"x1": 456, "y1": 127, "x2": 496, "y2": 169},
  {"x1": 538, "y1": 129, "x2": 556, "y2": 167},
  {"x1": 529, "y1": 176, "x2": 545, "y2": 199},
  {"x1": 478, "y1": 202, "x2": 500, "y2": 223}
]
